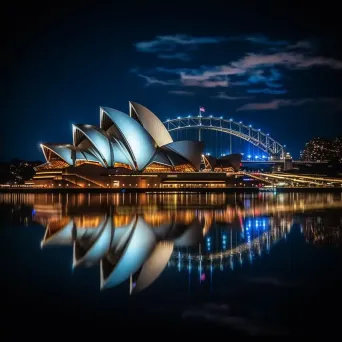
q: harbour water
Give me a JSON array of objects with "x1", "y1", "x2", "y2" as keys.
[{"x1": 1, "y1": 192, "x2": 342, "y2": 336}]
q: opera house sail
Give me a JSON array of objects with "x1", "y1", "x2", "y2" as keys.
[{"x1": 29, "y1": 102, "x2": 241, "y2": 189}]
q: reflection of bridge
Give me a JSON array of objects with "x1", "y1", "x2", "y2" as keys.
[
  {"x1": 165, "y1": 115, "x2": 285, "y2": 159},
  {"x1": 169, "y1": 229, "x2": 280, "y2": 272}
]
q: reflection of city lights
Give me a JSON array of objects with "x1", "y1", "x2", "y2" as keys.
[{"x1": 11, "y1": 191, "x2": 342, "y2": 285}]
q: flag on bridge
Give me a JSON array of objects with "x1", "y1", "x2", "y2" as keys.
[{"x1": 199, "y1": 106, "x2": 205, "y2": 112}]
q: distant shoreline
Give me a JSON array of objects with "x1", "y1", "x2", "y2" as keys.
[{"x1": 1, "y1": 187, "x2": 342, "y2": 194}]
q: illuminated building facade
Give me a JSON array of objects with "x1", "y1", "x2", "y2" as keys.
[
  {"x1": 300, "y1": 137, "x2": 342, "y2": 162},
  {"x1": 27, "y1": 102, "x2": 242, "y2": 189}
]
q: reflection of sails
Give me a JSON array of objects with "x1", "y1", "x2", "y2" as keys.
[{"x1": 41, "y1": 214, "x2": 202, "y2": 293}]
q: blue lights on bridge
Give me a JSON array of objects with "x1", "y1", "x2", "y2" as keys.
[
  {"x1": 245, "y1": 154, "x2": 269, "y2": 161},
  {"x1": 165, "y1": 114, "x2": 285, "y2": 158}
]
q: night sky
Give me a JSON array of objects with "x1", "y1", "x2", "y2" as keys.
[{"x1": 2, "y1": 1, "x2": 342, "y2": 161}]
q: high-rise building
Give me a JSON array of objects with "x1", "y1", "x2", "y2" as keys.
[{"x1": 300, "y1": 137, "x2": 340, "y2": 162}]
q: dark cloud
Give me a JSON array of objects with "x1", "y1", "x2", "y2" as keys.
[
  {"x1": 247, "y1": 88, "x2": 287, "y2": 94},
  {"x1": 134, "y1": 34, "x2": 228, "y2": 58},
  {"x1": 245, "y1": 34, "x2": 289, "y2": 46},
  {"x1": 158, "y1": 52, "x2": 191, "y2": 61},
  {"x1": 135, "y1": 73, "x2": 179, "y2": 87},
  {"x1": 237, "y1": 98, "x2": 342, "y2": 111},
  {"x1": 212, "y1": 92, "x2": 255, "y2": 100},
  {"x1": 168, "y1": 90, "x2": 194, "y2": 96}
]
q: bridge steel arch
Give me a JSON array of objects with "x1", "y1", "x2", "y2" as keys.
[{"x1": 164, "y1": 116, "x2": 285, "y2": 159}]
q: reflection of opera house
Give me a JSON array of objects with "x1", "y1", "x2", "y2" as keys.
[
  {"x1": 28, "y1": 102, "x2": 242, "y2": 189},
  {"x1": 41, "y1": 214, "x2": 203, "y2": 293}
]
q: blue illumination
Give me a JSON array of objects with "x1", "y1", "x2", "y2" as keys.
[
  {"x1": 249, "y1": 124, "x2": 252, "y2": 127},
  {"x1": 255, "y1": 155, "x2": 259, "y2": 159},
  {"x1": 177, "y1": 116, "x2": 181, "y2": 119},
  {"x1": 32, "y1": 209, "x2": 36, "y2": 215},
  {"x1": 247, "y1": 155, "x2": 251, "y2": 159},
  {"x1": 188, "y1": 115, "x2": 191, "y2": 118}
]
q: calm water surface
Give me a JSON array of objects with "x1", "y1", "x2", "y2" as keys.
[{"x1": 1, "y1": 192, "x2": 342, "y2": 336}]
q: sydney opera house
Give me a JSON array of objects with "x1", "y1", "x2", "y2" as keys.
[{"x1": 27, "y1": 102, "x2": 242, "y2": 189}]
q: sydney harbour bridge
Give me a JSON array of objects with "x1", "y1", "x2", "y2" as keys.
[
  {"x1": 163, "y1": 114, "x2": 325, "y2": 167},
  {"x1": 163, "y1": 113, "x2": 342, "y2": 187},
  {"x1": 165, "y1": 114, "x2": 285, "y2": 158}
]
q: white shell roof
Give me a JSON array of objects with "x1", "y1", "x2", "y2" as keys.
[
  {"x1": 129, "y1": 101, "x2": 173, "y2": 147},
  {"x1": 73, "y1": 124, "x2": 112, "y2": 167},
  {"x1": 163, "y1": 141, "x2": 204, "y2": 170},
  {"x1": 101, "y1": 107, "x2": 157, "y2": 170}
]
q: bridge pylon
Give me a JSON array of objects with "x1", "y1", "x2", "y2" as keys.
[{"x1": 284, "y1": 152, "x2": 293, "y2": 171}]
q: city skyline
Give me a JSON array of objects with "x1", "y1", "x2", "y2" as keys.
[{"x1": 2, "y1": 2, "x2": 342, "y2": 161}]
